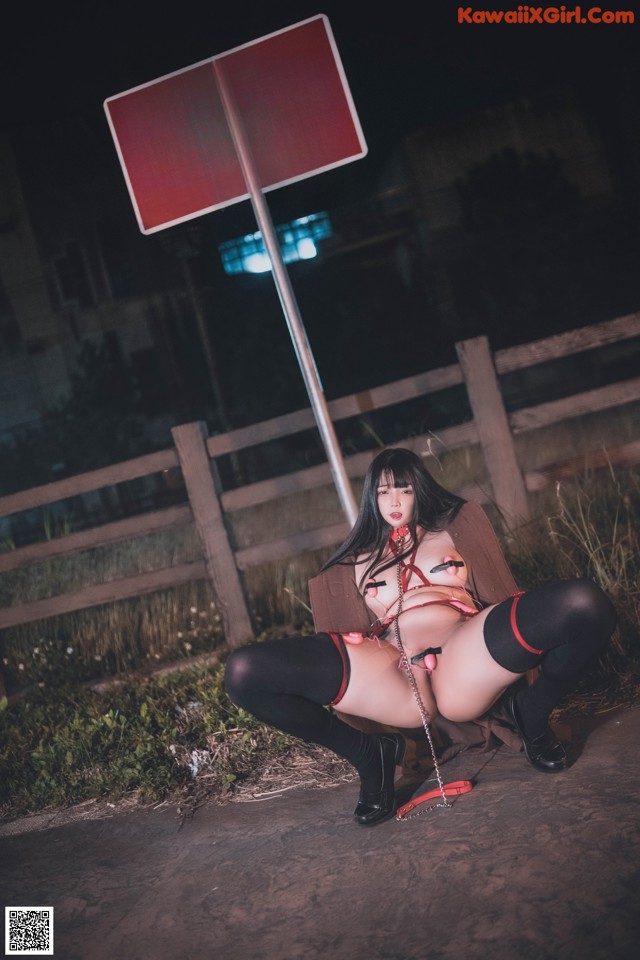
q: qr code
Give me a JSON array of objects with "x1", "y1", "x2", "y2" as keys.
[{"x1": 5, "y1": 907, "x2": 54, "y2": 955}]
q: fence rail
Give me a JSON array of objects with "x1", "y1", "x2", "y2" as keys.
[{"x1": 1, "y1": 312, "x2": 639, "y2": 699}]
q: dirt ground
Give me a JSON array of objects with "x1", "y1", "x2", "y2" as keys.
[{"x1": 1, "y1": 703, "x2": 640, "y2": 960}]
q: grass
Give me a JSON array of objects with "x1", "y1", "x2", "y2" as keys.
[
  {"x1": 0, "y1": 580, "x2": 226, "y2": 693},
  {"x1": 506, "y1": 465, "x2": 640, "y2": 674},
  {"x1": 1, "y1": 454, "x2": 639, "y2": 825},
  {"x1": 0, "y1": 655, "x2": 295, "y2": 823}
]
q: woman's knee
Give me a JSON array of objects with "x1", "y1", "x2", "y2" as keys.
[
  {"x1": 224, "y1": 646, "x2": 261, "y2": 707},
  {"x1": 557, "y1": 578, "x2": 617, "y2": 633}
]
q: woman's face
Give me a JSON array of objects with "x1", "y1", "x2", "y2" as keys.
[{"x1": 376, "y1": 471, "x2": 415, "y2": 529}]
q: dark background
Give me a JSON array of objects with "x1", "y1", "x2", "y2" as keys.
[{"x1": 1, "y1": 1, "x2": 639, "y2": 488}]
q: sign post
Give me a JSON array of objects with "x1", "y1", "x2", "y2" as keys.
[
  {"x1": 212, "y1": 58, "x2": 358, "y2": 524},
  {"x1": 104, "y1": 15, "x2": 367, "y2": 524}
]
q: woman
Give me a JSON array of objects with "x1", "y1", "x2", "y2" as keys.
[{"x1": 225, "y1": 448, "x2": 616, "y2": 826}]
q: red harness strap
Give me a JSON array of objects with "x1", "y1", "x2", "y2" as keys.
[
  {"x1": 399, "y1": 546, "x2": 432, "y2": 592},
  {"x1": 388, "y1": 532, "x2": 433, "y2": 592},
  {"x1": 371, "y1": 596, "x2": 478, "y2": 638}
]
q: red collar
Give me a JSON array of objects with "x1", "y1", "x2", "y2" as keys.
[
  {"x1": 389, "y1": 525, "x2": 409, "y2": 542},
  {"x1": 389, "y1": 526, "x2": 410, "y2": 555}
]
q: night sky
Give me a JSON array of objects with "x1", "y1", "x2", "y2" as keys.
[
  {"x1": 4, "y1": 1, "x2": 638, "y2": 188},
  {"x1": 2, "y1": 1, "x2": 639, "y2": 441}
]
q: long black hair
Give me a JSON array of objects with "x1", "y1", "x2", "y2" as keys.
[{"x1": 322, "y1": 447, "x2": 465, "y2": 585}]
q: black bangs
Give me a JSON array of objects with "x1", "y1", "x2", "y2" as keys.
[
  {"x1": 378, "y1": 468, "x2": 411, "y2": 489},
  {"x1": 390, "y1": 473, "x2": 412, "y2": 488},
  {"x1": 321, "y1": 447, "x2": 466, "y2": 573}
]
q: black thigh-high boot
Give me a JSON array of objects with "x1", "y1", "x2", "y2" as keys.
[
  {"x1": 484, "y1": 579, "x2": 617, "y2": 768},
  {"x1": 224, "y1": 633, "x2": 404, "y2": 824}
]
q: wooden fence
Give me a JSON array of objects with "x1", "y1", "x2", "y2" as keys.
[{"x1": 1, "y1": 313, "x2": 640, "y2": 697}]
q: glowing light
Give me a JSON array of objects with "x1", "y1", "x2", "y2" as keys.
[
  {"x1": 296, "y1": 238, "x2": 317, "y2": 260},
  {"x1": 220, "y1": 211, "x2": 331, "y2": 275},
  {"x1": 243, "y1": 252, "x2": 272, "y2": 273}
]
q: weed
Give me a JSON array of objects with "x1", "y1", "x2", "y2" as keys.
[
  {"x1": 506, "y1": 464, "x2": 640, "y2": 672},
  {"x1": 0, "y1": 581, "x2": 225, "y2": 694},
  {"x1": 0, "y1": 655, "x2": 292, "y2": 822}
]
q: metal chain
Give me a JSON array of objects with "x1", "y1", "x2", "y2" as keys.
[{"x1": 393, "y1": 538, "x2": 452, "y2": 820}]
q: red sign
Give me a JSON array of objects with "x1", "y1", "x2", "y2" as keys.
[{"x1": 104, "y1": 15, "x2": 367, "y2": 234}]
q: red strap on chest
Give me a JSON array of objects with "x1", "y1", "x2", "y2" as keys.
[{"x1": 399, "y1": 547, "x2": 432, "y2": 592}]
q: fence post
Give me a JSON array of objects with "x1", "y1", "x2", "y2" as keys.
[
  {"x1": 171, "y1": 421, "x2": 253, "y2": 648},
  {"x1": 455, "y1": 336, "x2": 530, "y2": 528}
]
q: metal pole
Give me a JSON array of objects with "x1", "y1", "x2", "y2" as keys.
[{"x1": 213, "y1": 59, "x2": 358, "y2": 526}]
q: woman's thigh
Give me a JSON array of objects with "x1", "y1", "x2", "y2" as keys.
[
  {"x1": 430, "y1": 606, "x2": 524, "y2": 721},
  {"x1": 337, "y1": 604, "x2": 524, "y2": 728},
  {"x1": 337, "y1": 639, "x2": 432, "y2": 728}
]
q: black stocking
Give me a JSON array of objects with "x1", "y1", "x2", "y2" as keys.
[
  {"x1": 484, "y1": 578, "x2": 617, "y2": 738},
  {"x1": 224, "y1": 633, "x2": 384, "y2": 792}
]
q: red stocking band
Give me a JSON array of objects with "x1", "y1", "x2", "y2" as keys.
[{"x1": 510, "y1": 594, "x2": 544, "y2": 656}]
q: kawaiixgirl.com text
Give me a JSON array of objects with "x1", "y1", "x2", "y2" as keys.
[{"x1": 458, "y1": 5, "x2": 634, "y2": 24}]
